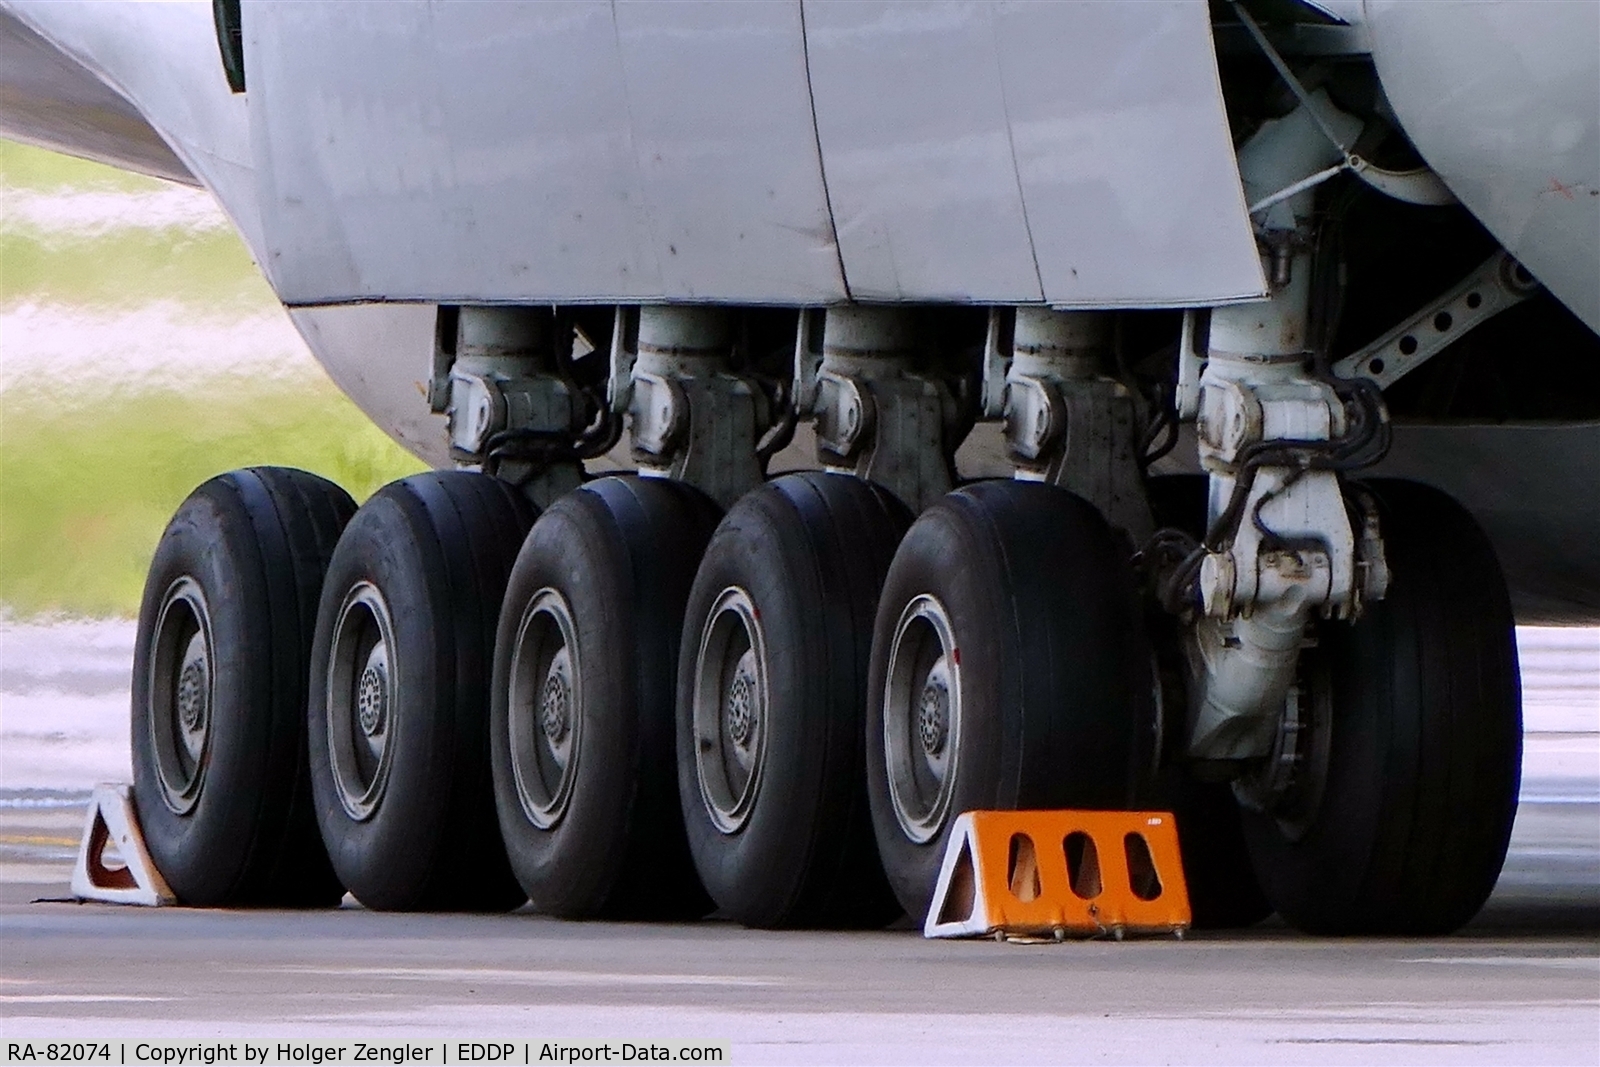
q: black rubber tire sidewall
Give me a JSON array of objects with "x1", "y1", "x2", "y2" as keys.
[
  {"x1": 1240, "y1": 478, "x2": 1523, "y2": 935},
  {"x1": 676, "y1": 473, "x2": 910, "y2": 929},
  {"x1": 866, "y1": 480, "x2": 1154, "y2": 923},
  {"x1": 132, "y1": 468, "x2": 354, "y2": 906},
  {"x1": 309, "y1": 471, "x2": 533, "y2": 911},
  {"x1": 491, "y1": 476, "x2": 720, "y2": 920}
]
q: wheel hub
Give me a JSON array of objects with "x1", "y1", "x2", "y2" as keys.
[
  {"x1": 692, "y1": 587, "x2": 768, "y2": 835},
  {"x1": 539, "y1": 665, "x2": 571, "y2": 745},
  {"x1": 176, "y1": 648, "x2": 208, "y2": 735},
  {"x1": 356, "y1": 659, "x2": 387, "y2": 738},
  {"x1": 148, "y1": 577, "x2": 213, "y2": 816},
  {"x1": 883, "y1": 594, "x2": 961, "y2": 845},
  {"x1": 725, "y1": 651, "x2": 760, "y2": 750},
  {"x1": 917, "y1": 678, "x2": 948, "y2": 757},
  {"x1": 326, "y1": 583, "x2": 398, "y2": 822},
  {"x1": 508, "y1": 589, "x2": 582, "y2": 830}
]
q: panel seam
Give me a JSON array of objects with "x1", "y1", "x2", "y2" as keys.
[
  {"x1": 798, "y1": 0, "x2": 853, "y2": 302},
  {"x1": 990, "y1": 8, "x2": 1046, "y2": 302}
]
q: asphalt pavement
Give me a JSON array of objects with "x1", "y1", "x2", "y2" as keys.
[{"x1": 1, "y1": 624, "x2": 1596, "y2": 1064}]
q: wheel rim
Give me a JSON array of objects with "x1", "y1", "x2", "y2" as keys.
[
  {"x1": 148, "y1": 577, "x2": 215, "y2": 815},
  {"x1": 326, "y1": 581, "x2": 398, "y2": 821},
  {"x1": 1233, "y1": 643, "x2": 1333, "y2": 842},
  {"x1": 508, "y1": 588, "x2": 583, "y2": 829},
  {"x1": 883, "y1": 593, "x2": 962, "y2": 844},
  {"x1": 692, "y1": 587, "x2": 769, "y2": 834}
]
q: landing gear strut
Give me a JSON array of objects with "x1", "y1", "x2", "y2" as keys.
[{"x1": 1240, "y1": 480, "x2": 1521, "y2": 934}]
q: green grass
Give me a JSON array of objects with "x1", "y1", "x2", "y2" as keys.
[
  {"x1": 1, "y1": 140, "x2": 427, "y2": 618},
  {"x1": 0, "y1": 379, "x2": 425, "y2": 617},
  {"x1": 0, "y1": 138, "x2": 167, "y2": 193},
  {"x1": 1, "y1": 228, "x2": 271, "y2": 310},
  {"x1": 2, "y1": 140, "x2": 269, "y2": 309}
]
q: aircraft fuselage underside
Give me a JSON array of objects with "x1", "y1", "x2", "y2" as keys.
[{"x1": 4, "y1": 0, "x2": 1594, "y2": 932}]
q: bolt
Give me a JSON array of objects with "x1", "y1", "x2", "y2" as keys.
[
  {"x1": 726, "y1": 657, "x2": 759, "y2": 749},
  {"x1": 918, "y1": 678, "x2": 949, "y2": 757},
  {"x1": 177, "y1": 659, "x2": 207, "y2": 733},
  {"x1": 357, "y1": 664, "x2": 387, "y2": 737},
  {"x1": 539, "y1": 670, "x2": 570, "y2": 744}
]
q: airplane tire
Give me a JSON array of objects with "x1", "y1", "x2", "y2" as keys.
[
  {"x1": 1145, "y1": 475, "x2": 1274, "y2": 929},
  {"x1": 677, "y1": 473, "x2": 910, "y2": 928},
  {"x1": 132, "y1": 467, "x2": 354, "y2": 907},
  {"x1": 866, "y1": 480, "x2": 1155, "y2": 924},
  {"x1": 1241, "y1": 478, "x2": 1522, "y2": 935},
  {"x1": 308, "y1": 471, "x2": 535, "y2": 911},
  {"x1": 491, "y1": 476, "x2": 720, "y2": 920}
]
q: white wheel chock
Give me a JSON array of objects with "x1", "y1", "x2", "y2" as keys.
[{"x1": 70, "y1": 783, "x2": 176, "y2": 906}]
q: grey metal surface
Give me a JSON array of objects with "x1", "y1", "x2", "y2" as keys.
[
  {"x1": 1372, "y1": 421, "x2": 1600, "y2": 623},
  {"x1": 802, "y1": 0, "x2": 1041, "y2": 303},
  {"x1": 993, "y1": 1, "x2": 1264, "y2": 308},
  {"x1": 0, "y1": 7, "x2": 192, "y2": 184},
  {"x1": 2, "y1": 0, "x2": 264, "y2": 258},
  {"x1": 240, "y1": 0, "x2": 1263, "y2": 307},
  {"x1": 285, "y1": 303, "x2": 449, "y2": 468},
  {"x1": 246, "y1": 0, "x2": 844, "y2": 306},
  {"x1": 1366, "y1": 0, "x2": 1600, "y2": 334}
]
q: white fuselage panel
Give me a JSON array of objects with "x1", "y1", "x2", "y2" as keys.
[
  {"x1": 1368, "y1": 1, "x2": 1600, "y2": 333},
  {"x1": 243, "y1": 0, "x2": 1265, "y2": 308}
]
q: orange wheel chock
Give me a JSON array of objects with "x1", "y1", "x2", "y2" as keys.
[{"x1": 923, "y1": 810, "x2": 1190, "y2": 940}]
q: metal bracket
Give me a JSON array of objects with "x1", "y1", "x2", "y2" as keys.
[
  {"x1": 1332, "y1": 252, "x2": 1539, "y2": 390},
  {"x1": 626, "y1": 306, "x2": 768, "y2": 509},
  {"x1": 440, "y1": 306, "x2": 590, "y2": 506},
  {"x1": 1001, "y1": 309, "x2": 1153, "y2": 541},
  {"x1": 809, "y1": 307, "x2": 957, "y2": 514},
  {"x1": 628, "y1": 372, "x2": 687, "y2": 457},
  {"x1": 607, "y1": 305, "x2": 640, "y2": 417},
  {"x1": 813, "y1": 370, "x2": 872, "y2": 458},
  {"x1": 792, "y1": 307, "x2": 826, "y2": 415},
  {"x1": 1175, "y1": 309, "x2": 1206, "y2": 421},
  {"x1": 979, "y1": 307, "x2": 1012, "y2": 420}
]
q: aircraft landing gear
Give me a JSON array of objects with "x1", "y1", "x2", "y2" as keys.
[
  {"x1": 132, "y1": 467, "x2": 354, "y2": 907},
  {"x1": 677, "y1": 471, "x2": 909, "y2": 929},
  {"x1": 490, "y1": 475, "x2": 720, "y2": 920},
  {"x1": 128, "y1": 278, "x2": 1521, "y2": 936},
  {"x1": 867, "y1": 481, "x2": 1156, "y2": 924},
  {"x1": 307, "y1": 471, "x2": 534, "y2": 911},
  {"x1": 1239, "y1": 479, "x2": 1522, "y2": 934}
]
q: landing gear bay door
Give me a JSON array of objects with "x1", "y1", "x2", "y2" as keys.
[{"x1": 243, "y1": 0, "x2": 1266, "y2": 309}]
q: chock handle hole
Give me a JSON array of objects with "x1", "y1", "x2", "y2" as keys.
[
  {"x1": 1007, "y1": 833, "x2": 1042, "y2": 903},
  {"x1": 1123, "y1": 832, "x2": 1163, "y2": 902},
  {"x1": 1063, "y1": 831, "x2": 1102, "y2": 900}
]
